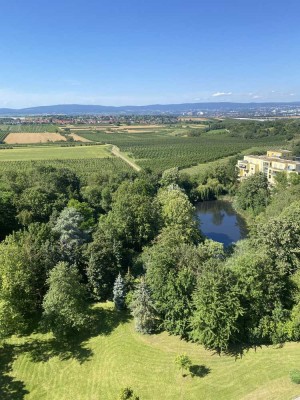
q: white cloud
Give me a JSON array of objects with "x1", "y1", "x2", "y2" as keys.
[{"x1": 212, "y1": 92, "x2": 232, "y2": 97}]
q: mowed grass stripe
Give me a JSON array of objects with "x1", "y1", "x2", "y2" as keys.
[
  {"x1": 0, "y1": 145, "x2": 111, "y2": 161},
  {"x1": 4, "y1": 303, "x2": 300, "y2": 400}
]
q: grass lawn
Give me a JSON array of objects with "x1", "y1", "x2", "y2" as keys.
[
  {"x1": 0, "y1": 145, "x2": 111, "y2": 162},
  {"x1": 2, "y1": 303, "x2": 300, "y2": 400}
]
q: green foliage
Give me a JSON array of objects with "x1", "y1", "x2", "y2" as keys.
[
  {"x1": 144, "y1": 241, "x2": 197, "y2": 336},
  {"x1": 68, "y1": 198, "x2": 95, "y2": 230},
  {"x1": 174, "y1": 354, "x2": 192, "y2": 376},
  {"x1": 290, "y1": 369, "x2": 300, "y2": 384},
  {"x1": 41, "y1": 262, "x2": 90, "y2": 338},
  {"x1": 235, "y1": 172, "x2": 269, "y2": 215},
  {"x1": 0, "y1": 129, "x2": 9, "y2": 143},
  {"x1": 159, "y1": 167, "x2": 179, "y2": 187},
  {"x1": 113, "y1": 274, "x2": 126, "y2": 311},
  {"x1": 118, "y1": 387, "x2": 140, "y2": 400},
  {"x1": 17, "y1": 186, "x2": 55, "y2": 225},
  {"x1": 105, "y1": 178, "x2": 160, "y2": 250},
  {"x1": 190, "y1": 262, "x2": 243, "y2": 352},
  {"x1": 86, "y1": 224, "x2": 122, "y2": 301},
  {"x1": 0, "y1": 157, "x2": 132, "y2": 181},
  {"x1": 0, "y1": 235, "x2": 38, "y2": 337},
  {"x1": 130, "y1": 280, "x2": 158, "y2": 334},
  {"x1": 52, "y1": 207, "x2": 88, "y2": 264},
  {"x1": 158, "y1": 187, "x2": 200, "y2": 243},
  {"x1": 144, "y1": 238, "x2": 223, "y2": 337},
  {"x1": 0, "y1": 186, "x2": 17, "y2": 237},
  {"x1": 228, "y1": 241, "x2": 292, "y2": 344},
  {"x1": 253, "y1": 201, "x2": 300, "y2": 273},
  {"x1": 196, "y1": 178, "x2": 225, "y2": 201}
]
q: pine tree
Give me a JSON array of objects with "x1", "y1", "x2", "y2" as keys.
[
  {"x1": 113, "y1": 273, "x2": 125, "y2": 311},
  {"x1": 130, "y1": 280, "x2": 157, "y2": 334}
]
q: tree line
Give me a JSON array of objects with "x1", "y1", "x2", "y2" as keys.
[{"x1": 0, "y1": 161, "x2": 300, "y2": 353}]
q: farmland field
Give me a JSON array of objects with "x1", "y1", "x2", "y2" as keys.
[
  {"x1": 0, "y1": 124, "x2": 291, "y2": 175},
  {"x1": 2, "y1": 303, "x2": 300, "y2": 400},
  {"x1": 0, "y1": 144, "x2": 135, "y2": 178},
  {"x1": 76, "y1": 128, "x2": 288, "y2": 172},
  {"x1": 0, "y1": 144, "x2": 111, "y2": 161},
  {"x1": 4, "y1": 132, "x2": 67, "y2": 144},
  {"x1": 0, "y1": 124, "x2": 58, "y2": 133}
]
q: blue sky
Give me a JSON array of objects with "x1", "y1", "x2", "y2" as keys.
[{"x1": 0, "y1": 0, "x2": 300, "y2": 107}]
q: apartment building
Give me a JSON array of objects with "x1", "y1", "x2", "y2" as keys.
[{"x1": 237, "y1": 150, "x2": 300, "y2": 184}]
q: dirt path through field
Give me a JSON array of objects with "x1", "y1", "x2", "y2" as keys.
[{"x1": 110, "y1": 145, "x2": 141, "y2": 171}]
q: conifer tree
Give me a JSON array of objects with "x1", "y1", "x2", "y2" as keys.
[
  {"x1": 130, "y1": 280, "x2": 157, "y2": 334},
  {"x1": 113, "y1": 273, "x2": 126, "y2": 311}
]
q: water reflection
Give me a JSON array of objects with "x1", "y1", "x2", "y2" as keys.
[{"x1": 196, "y1": 200, "x2": 247, "y2": 247}]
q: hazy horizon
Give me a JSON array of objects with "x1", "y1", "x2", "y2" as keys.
[{"x1": 1, "y1": 99, "x2": 300, "y2": 111}]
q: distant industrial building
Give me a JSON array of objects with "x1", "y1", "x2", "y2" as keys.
[{"x1": 237, "y1": 150, "x2": 300, "y2": 184}]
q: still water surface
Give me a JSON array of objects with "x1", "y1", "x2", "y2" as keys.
[{"x1": 195, "y1": 200, "x2": 247, "y2": 246}]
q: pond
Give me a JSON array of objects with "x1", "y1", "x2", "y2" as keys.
[{"x1": 195, "y1": 200, "x2": 248, "y2": 247}]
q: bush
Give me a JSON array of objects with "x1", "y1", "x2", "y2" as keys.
[
  {"x1": 118, "y1": 386, "x2": 140, "y2": 400},
  {"x1": 290, "y1": 369, "x2": 300, "y2": 384}
]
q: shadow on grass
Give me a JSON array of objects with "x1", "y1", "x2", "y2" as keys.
[
  {"x1": 91, "y1": 306, "x2": 131, "y2": 337},
  {"x1": 223, "y1": 343, "x2": 263, "y2": 360},
  {"x1": 189, "y1": 364, "x2": 211, "y2": 378},
  {"x1": 0, "y1": 344, "x2": 29, "y2": 400},
  {"x1": 14, "y1": 306, "x2": 132, "y2": 365}
]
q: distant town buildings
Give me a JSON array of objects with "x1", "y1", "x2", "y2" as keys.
[{"x1": 237, "y1": 150, "x2": 300, "y2": 184}]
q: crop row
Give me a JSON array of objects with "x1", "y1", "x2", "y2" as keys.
[
  {"x1": 0, "y1": 131, "x2": 9, "y2": 143},
  {"x1": 0, "y1": 157, "x2": 132, "y2": 181},
  {"x1": 0, "y1": 124, "x2": 58, "y2": 133}
]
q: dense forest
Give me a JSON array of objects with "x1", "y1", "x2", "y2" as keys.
[{"x1": 0, "y1": 156, "x2": 300, "y2": 354}]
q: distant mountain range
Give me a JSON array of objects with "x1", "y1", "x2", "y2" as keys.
[{"x1": 0, "y1": 102, "x2": 300, "y2": 116}]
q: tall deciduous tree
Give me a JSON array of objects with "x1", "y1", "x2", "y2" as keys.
[
  {"x1": 105, "y1": 178, "x2": 160, "y2": 250},
  {"x1": 235, "y1": 172, "x2": 269, "y2": 215},
  {"x1": 227, "y1": 240, "x2": 292, "y2": 344},
  {"x1": 0, "y1": 186, "x2": 18, "y2": 238},
  {"x1": 157, "y1": 187, "x2": 201, "y2": 243},
  {"x1": 144, "y1": 234, "x2": 221, "y2": 337},
  {"x1": 41, "y1": 262, "x2": 90, "y2": 338},
  {"x1": 86, "y1": 223, "x2": 122, "y2": 301},
  {"x1": 0, "y1": 235, "x2": 37, "y2": 337}
]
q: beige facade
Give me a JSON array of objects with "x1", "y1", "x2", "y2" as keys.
[{"x1": 237, "y1": 150, "x2": 300, "y2": 184}]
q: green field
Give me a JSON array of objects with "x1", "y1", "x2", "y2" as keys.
[
  {"x1": 0, "y1": 144, "x2": 111, "y2": 161},
  {"x1": 180, "y1": 146, "x2": 277, "y2": 176},
  {"x1": 77, "y1": 129, "x2": 288, "y2": 172},
  {"x1": 0, "y1": 124, "x2": 58, "y2": 133},
  {"x1": 0, "y1": 145, "x2": 134, "y2": 179},
  {"x1": 0, "y1": 125, "x2": 290, "y2": 174},
  {"x1": 2, "y1": 303, "x2": 300, "y2": 400},
  {"x1": 0, "y1": 158, "x2": 133, "y2": 179}
]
